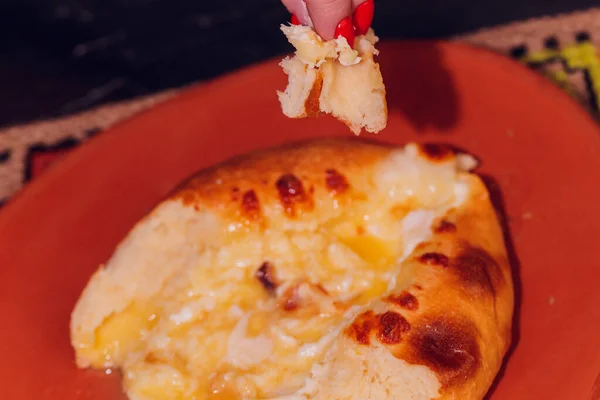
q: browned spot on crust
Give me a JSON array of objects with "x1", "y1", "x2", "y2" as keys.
[
  {"x1": 414, "y1": 284, "x2": 423, "y2": 291},
  {"x1": 387, "y1": 291, "x2": 419, "y2": 311},
  {"x1": 356, "y1": 225, "x2": 366, "y2": 235},
  {"x1": 177, "y1": 190, "x2": 196, "y2": 207},
  {"x1": 276, "y1": 174, "x2": 312, "y2": 216},
  {"x1": 419, "y1": 252, "x2": 450, "y2": 268},
  {"x1": 419, "y1": 144, "x2": 454, "y2": 162},
  {"x1": 241, "y1": 190, "x2": 261, "y2": 221},
  {"x1": 378, "y1": 311, "x2": 411, "y2": 345},
  {"x1": 304, "y1": 71, "x2": 323, "y2": 117},
  {"x1": 346, "y1": 310, "x2": 411, "y2": 346},
  {"x1": 346, "y1": 311, "x2": 377, "y2": 345},
  {"x1": 451, "y1": 245, "x2": 502, "y2": 298},
  {"x1": 325, "y1": 169, "x2": 350, "y2": 194},
  {"x1": 435, "y1": 220, "x2": 457, "y2": 234},
  {"x1": 406, "y1": 317, "x2": 481, "y2": 389},
  {"x1": 230, "y1": 187, "x2": 241, "y2": 201},
  {"x1": 255, "y1": 262, "x2": 278, "y2": 293}
]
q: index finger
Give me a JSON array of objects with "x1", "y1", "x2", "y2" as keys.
[{"x1": 306, "y1": 0, "x2": 352, "y2": 40}]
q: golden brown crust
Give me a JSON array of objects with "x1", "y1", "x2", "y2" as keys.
[
  {"x1": 412, "y1": 192, "x2": 512, "y2": 398},
  {"x1": 340, "y1": 171, "x2": 513, "y2": 399},
  {"x1": 173, "y1": 139, "x2": 391, "y2": 222}
]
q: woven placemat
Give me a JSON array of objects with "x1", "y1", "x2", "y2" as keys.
[{"x1": 1, "y1": 7, "x2": 599, "y2": 206}]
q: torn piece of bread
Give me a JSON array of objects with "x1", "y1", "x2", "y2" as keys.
[
  {"x1": 277, "y1": 25, "x2": 388, "y2": 135},
  {"x1": 70, "y1": 139, "x2": 513, "y2": 400}
]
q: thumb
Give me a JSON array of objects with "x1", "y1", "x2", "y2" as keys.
[{"x1": 306, "y1": 0, "x2": 352, "y2": 40}]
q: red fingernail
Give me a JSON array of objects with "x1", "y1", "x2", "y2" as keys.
[
  {"x1": 334, "y1": 16, "x2": 355, "y2": 46},
  {"x1": 290, "y1": 14, "x2": 301, "y2": 25},
  {"x1": 353, "y1": 0, "x2": 374, "y2": 35}
]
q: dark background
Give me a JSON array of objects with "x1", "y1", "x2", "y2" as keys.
[{"x1": 1, "y1": 0, "x2": 597, "y2": 128}]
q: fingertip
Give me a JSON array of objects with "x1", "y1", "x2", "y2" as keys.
[
  {"x1": 282, "y1": 0, "x2": 311, "y2": 25},
  {"x1": 306, "y1": 0, "x2": 352, "y2": 40}
]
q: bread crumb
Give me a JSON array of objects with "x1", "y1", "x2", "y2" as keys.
[
  {"x1": 522, "y1": 212, "x2": 533, "y2": 220},
  {"x1": 548, "y1": 296, "x2": 555, "y2": 305}
]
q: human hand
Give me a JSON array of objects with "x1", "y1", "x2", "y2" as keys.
[{"x1": 280, "y1": 0, "x2": 374, "y2": 43}]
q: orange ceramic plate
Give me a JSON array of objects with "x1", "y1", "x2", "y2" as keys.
[{"x1": 1, "y1": 41, "x2": 600, "y2": 400}]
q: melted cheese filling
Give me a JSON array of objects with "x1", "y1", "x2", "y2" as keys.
[{"x1": 74, "y1": 145, "x2": 473, "y2": 400}]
